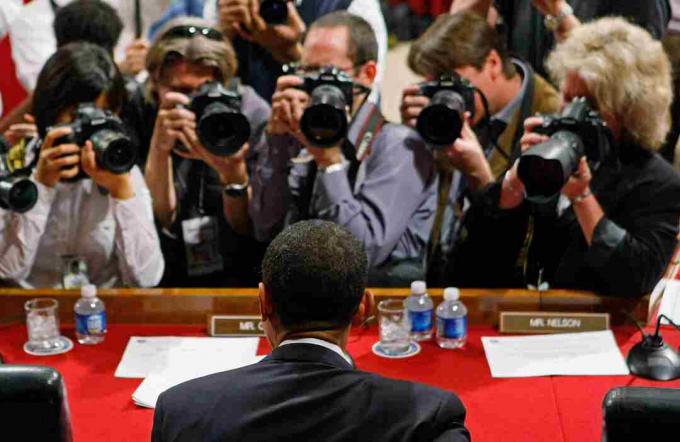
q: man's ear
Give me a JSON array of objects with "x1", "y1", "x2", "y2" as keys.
[
  {"x1": 356, "y1": 61, "x2": 378, "y2": 87},
  {"x1": 258, "y1": 282, "x2": 274, "y2": 322},
  {"x1": 352, "y1": 290, "x2": 375, "y2": 326},
  {"x1": 486, "y1": 49, "x2": 503, "y2": 81}
]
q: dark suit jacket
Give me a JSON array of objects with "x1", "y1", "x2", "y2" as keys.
[{"x1": 152, "y1": 343, "x2": 470, "y2": 442}]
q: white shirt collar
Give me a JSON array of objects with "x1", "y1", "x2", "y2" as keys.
[{"x1": 279, "y1": 338, "x2": 353, "y2": 366}]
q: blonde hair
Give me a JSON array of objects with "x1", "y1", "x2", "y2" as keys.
[
  {"x1": 546, "y1": 17, "x2": 672, "y2": 151},
  {"x1": 146, "y1": 17, "x2": 237, "y2": 88}
]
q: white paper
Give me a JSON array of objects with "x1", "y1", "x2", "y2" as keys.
[
  {"x1": 655, "y1": 280, "x2": 680, "y2": 326},
  {"x1": 133, "y1": 353, "x2": 265, "y2": 408},
  {"x1": 482, "y1": 331, "x2": 630, "y2": 378},
  {"x1": 115, "y1": 336, "x2": 259, "y2": 378}
]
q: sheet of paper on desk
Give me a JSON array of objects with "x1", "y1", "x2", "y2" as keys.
[
  {"x1": 115, "y1": 336, "x2": 260, "y2": 378},
  {"x1": 132, "y1": 353, "x2": 265, "y2": 408},
  {"x1": 651, "y1": 280, "x2": 680, "y2": 325},
  {"x1": 482, "y1": 331, "x2": 630, "y2": 378}
]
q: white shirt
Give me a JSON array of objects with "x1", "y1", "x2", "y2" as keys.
[
  {"x1": 0, "y1": 166, "x2": 165, "y2": 288},
  {"x1": 279, "y1": 337, "x2": 353, "y2": 365},
  {"x1": 202, "y1": 0, "x2": 388, "y2": 103}
]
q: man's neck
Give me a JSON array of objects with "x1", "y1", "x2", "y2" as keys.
[
  {"x1": 274, "y1": 329, "x2": 349, "y2": 351},
  {"x1": 490, "y1": 73, "x2": 523, "y2": 116}
]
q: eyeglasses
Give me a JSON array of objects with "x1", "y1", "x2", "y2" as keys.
[{"x1": 161, "y1": 25, "x2": 224, "y2": 42}]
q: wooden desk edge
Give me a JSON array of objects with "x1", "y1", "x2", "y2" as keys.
[{"x1": 0, "y1": 288, "x2": 648, "y2": 327}]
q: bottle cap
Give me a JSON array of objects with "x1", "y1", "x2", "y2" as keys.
[
  {"x1": 443, "y1": 287, "x2": 460, "y2": 301},
  {"x1": 81, "y1": 284, "x2": 96, "y2": 298},
  {"x1": 410, "y1": 280, "x2": 427, "y2": 295}
]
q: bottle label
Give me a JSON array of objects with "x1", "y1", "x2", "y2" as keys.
[
  {"x1": 437, "y1": 315, "x2": 467, "y2": 339},
  {"x1": 408, "y1": 309, "x2": 433, "y2": 333},
  {"x1": 75, "y1": 312, "x2": 107, "y2": 335}
]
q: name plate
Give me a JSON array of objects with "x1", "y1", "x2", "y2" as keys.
[
  {"x1": 209, "y1": 315, "x2": 265, "y2": 337},
  {"x1": 499, "y1": 311, "x2": 610, "y2": 334}
]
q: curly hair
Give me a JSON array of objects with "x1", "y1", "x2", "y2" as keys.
[{"x1": 546, "y1": 17, "x2": 673, "y2": 151}]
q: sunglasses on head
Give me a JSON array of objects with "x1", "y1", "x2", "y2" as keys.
[{"x1": 162, "y1": 25, "x2": 224, "y2": 42}]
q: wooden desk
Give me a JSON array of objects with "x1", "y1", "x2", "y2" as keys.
[{"x1": 0, "y1": 288, "x2": 648, "y2": 327}]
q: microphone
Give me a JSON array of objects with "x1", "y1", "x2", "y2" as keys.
[{"x1": 627, "y1": 314, "x2": 680, "y2": 381}]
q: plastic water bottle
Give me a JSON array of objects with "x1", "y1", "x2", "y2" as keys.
[
  {"x1": 405, "y1": 280, "x2": 433, "y2": 341},
  {"x1": 436, "y1": 287, "x2": 468, "y2": 349},
  {"x1": 74, "y1": 284, "x2": 107, "y2": 345}
]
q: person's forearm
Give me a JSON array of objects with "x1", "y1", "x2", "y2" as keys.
[
  {"x1": 223, "y1": 189, "x2": 252, "y2": 235},
  {"x1": 450, "y1": 0, "x2": 493, "y2": 16},
  {"x1": 571, "y1": 190, "x2": 604, "y2": 245},
  {"x1": 144, "y1": 147, "x2": 176, "y2": 228}
]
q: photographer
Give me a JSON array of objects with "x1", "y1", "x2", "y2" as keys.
[
  {"x1": 204, "y1": 0, "x2": 387, "y2": 102},
  {"x1": 247, "y1": 12, "x2": 436, "y2": 285},
  {"x1": 134, "y1": 18, "x2": 271, "y2": 286},
  {"x1": 400, "y1": 11, "x2": 561, "y2": 285},
  {"x1": 0, "y1": 42, "x2": 164, "y2": 288},
  {"x1": 450, "y1": 18, "x2": 680, "y2": 297}
]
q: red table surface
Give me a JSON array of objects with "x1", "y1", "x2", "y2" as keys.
[{"x1": 1, "y1": 323, "x2": 679, "y2": 442}]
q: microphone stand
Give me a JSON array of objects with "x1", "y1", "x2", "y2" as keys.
[{"x1": 627, "y1": 314, "x2": 680, "y2": 381}]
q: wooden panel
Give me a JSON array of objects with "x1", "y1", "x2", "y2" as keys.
[{"x1": 0, "y1": 288, "x2": 648, "y2": 327}]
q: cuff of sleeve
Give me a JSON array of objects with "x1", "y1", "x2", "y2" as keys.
[
  {"x1": 110, "y1": 191, "x2": 149, "y2": 223},
  {"x1": 31, "y1": 179, "x2": 57, "y2": 215},
  {"x1": 266, "y1": 134, "x2": 301, "y2": 171},
  {"x1": 312, "y1": 165, "x2": 352, "y2": 215},
  {"x1": 584, "y1": 217, "x2": 627, "y2": 269}
]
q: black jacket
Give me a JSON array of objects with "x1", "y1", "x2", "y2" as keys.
[
  {"x1": 152, "y1": 343, "x2": 470, "y2": 442},
  {"x1": 447, "y1": 142, "x2": 680, "y2": 297}
]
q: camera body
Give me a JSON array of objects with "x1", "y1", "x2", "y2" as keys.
[
  {"x1": 296, "y1": 66, "x2": 355, "y2": 148},
  {"x1": 260, "y1": 0, "x2": 288, "y2": 24},
  {"x1": 0, "y1": 138, "x2": 38, "y2": 213},
  {"x1": 52, "y1": 103, "x2": 136, "y2": 178},
  {"x1": 188, "y1": 81, "x2": 251, "y2": 157},
  {"x1": 518, "y1": 97, "x2": 612, "y2": 203},
  {"x1": 416, "y1": 74, "x2": 476, "y2": 146}
]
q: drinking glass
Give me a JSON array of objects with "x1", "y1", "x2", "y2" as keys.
[
  {"x1": 24, "y1": 298, "x2": 70, "y2": 355},
  {"x1": 377, "y1": 299, "x2": 412, "y2": 356}
]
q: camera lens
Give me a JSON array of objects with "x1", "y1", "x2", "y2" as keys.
[
  {"x1": 260, "y1": 0, "x2": 288, "y2": 24},
  {"x1": 417, "y1": 90, "x2": 467, "y2": 146},
  {"x1": 0, "y1": 177, "x2": 38, "y2": 213},
  {"x1": 197, "y1": 102, "x2": 251, "y2": 157},
  {"x1": 518, "y1": 131, "x2": 584, "y2": 203},
  {"x1": 300, "y1": 85, "x2": 348, "y2": 148},
  {"x1": 90, "y1": 129, "x2": 137, "y2": 174}
]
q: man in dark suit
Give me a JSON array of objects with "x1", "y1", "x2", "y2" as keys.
[{"x1": 152, "y1": 220, "x2": 470, "y2": 442}]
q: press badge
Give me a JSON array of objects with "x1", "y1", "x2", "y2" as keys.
[{"x1": 181, "y1": 216, "x2": 224, "y2": 276}]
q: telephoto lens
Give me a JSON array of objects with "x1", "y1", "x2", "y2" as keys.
[
  {"x1": 417, "y1": 90, "x2": 467, "y2": 146},
  {"x1": 300, "y1": 85, "x2": 349, "y2": 148},
  {"x1": 0, "y1": 176, "x2": 38, "y2": 213},
  {"x1": 90, "y1": 129, "x2": 136, "y2": 175},
  {"x1": 191, "y1": 82, "x2": 251, "y2": 157},
  {"x1": 260, "y1": 0, "x2": 288, "y2": 24}
]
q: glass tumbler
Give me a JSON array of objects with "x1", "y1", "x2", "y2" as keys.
[{"x1": 377, "y1": 299, "x2": 412, "y2": 356}]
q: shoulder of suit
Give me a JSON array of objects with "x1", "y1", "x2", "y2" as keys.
[
  {"x1": 371, "y1": 123, "x2": 428, "y2": 154},
  {"x1": 531, "y1": 73, "x2": 562, "y2": 115}
]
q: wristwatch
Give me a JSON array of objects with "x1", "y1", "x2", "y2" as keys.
[
  {"x1": 223, "y1": 181, "x2": 249, "y2": 198},
  {"x1": 319, "y1": 162, "x2": 346, "y2": 175},
  {"x1": 544, "y1": 2, "x2": 574, "y2": 32}
]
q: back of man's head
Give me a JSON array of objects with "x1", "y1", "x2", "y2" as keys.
[
  {"x1": 54, "y1": 0, "x2": 123, "y2": 55},
  {"x1": 310, "y1": 11, "x2": 378, "y2": 67},
  {"x1": 408, "y1": 10, "x2": 514, "y2": 78},
  {"x1": 262, "y1": 220, "x2": 368, "y2": 330}
]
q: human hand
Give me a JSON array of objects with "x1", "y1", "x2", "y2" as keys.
[
  {"x1": 268, "y1": 75, "x2": 308, "y2": 141},
  {"x1": 119, "y1": 39, "x2": 149, "y2": 76},
  {"x1": 441, "y1": 113, "x2": 493, "y2": 189},
  {"x1": 81, "y1": 141, "x2": 134, "y2": 199},
  {"x1": 400, "y1": 84, "x2": 429, "y2": 129},
  {"x1": 151, "y1": 92, "x2": 196, "y2": 154},
  {"x1": 3, "y1": 114, "x2": 37, "y2": 146},
  {"x1": 532, "y1": 0, "x2": 568, "y2": 16},
  {"x1": 561, "y1": 157, "x2": 592, "y2": 201},
  {"x1": 34, "y1": 127, "x2": 82, "y2": 187},
  {"x1": 307, "y1": 146, "x2": 343, "y2": 170}
]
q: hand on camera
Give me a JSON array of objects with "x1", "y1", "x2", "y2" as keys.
[
  {"x1": 81, "y1": 141, "x2": 134, "y2": 200},
  {"x1": 35, "y1": 127, "x2": 82, "y2": 187},
  {"x1": 152, "y1": 92, "x2": 196, "y2": 154},
  {"x1": 269, "y1": 75, "x2": 308, "y2": 140},
  {"x1": 400, "y1": 84, "x2": 430, "y2": 129},
  {"x1": 531, "y1": 0, "x2": 568, "y2": 17},
  {"x1": 4, "y1": 114, "x2": 37, "y2": 146},
  {"x1": 119, "y1": 39, "x2": 149, "y2": 76},
  {"x1": 441, "y1": 113, "x2": 493, "y2": 189},
  {"x1": 218, "y1": 0, "x2": 305, "y2": 63}
]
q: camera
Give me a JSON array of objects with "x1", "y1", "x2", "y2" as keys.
[
  {"x1": 188, "y1": 81, "x2": 251, "y2": 157},
  {"x1": 296, "y1": 66, "x2": 355, "y2": 148},
  {"x1": 518, "y1": 97, "x2": 612, "y2": 203},
  {"x1": 52, "y1": 103, "x2": 137, "y2": 177},
  {"x1": 0, "y1": 138, "x2": 38, "y2": 213},
  {"x1": 260, "y1": 0, "x2": 288, "y2": 24},
  {"x1": 416, "y1": 74, "x2": 476, "y2": 146}
]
